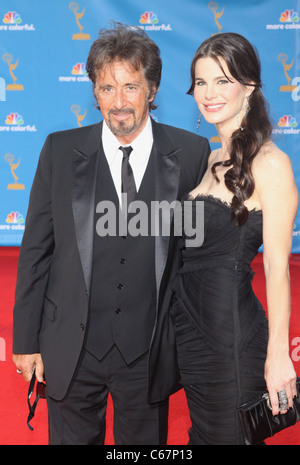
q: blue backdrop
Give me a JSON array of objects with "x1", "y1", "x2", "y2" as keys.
[{"x1": 0, "y1": 0, "x2": 299, "y2": 250}]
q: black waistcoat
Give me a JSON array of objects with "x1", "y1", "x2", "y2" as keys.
[{"x1": 85, "y1": 147, "x2": 156, "y2": 364}]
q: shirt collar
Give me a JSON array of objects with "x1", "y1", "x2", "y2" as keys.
[{"x1": 102, "y1": 116, "x2": 153, "y2": 166}]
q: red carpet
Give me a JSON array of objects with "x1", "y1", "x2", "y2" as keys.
[{"x1": 0, "y1": 247, "x2": 299, "y2": 445}]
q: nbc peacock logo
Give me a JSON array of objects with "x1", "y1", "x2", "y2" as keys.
[
  {"x1": 72, "y1": 63, "x2": 89, "y2": 81},
  {"x1": 278, "y1": 114, "x2": 297, "y2": 128},
  {"x1": 273, "y1": 114, "x2": 300, "y2": 135},
  {"x1": 138, "y1": 11, "x2": 172, "y2": 31},
  {"x1": 2, "y1": 212, "x2": 25, "y2": 232},
  {"x1": 3, "y1": 11, "x2": 21, "y2": 24},
  {"x1": 267, "y1": 9, "x2": 300, "y2": 29},
  {"x1": 2, "y1": 211, "x2": 25, "y2": 232},
  {"x1": 59, "y1": 62, "x2": 89, "y2": 82},
  {"x1": 1, "y1": 11, "x2": 35, "y2": 31},
  {"x1": 6, "y1": 211, "x2": 24, "y2": 225},
  {"x1": 0, "y1": 112, "x2": 37, "y2": 132},
  {"x1": 280, "y1": 9, "x2": 299, "y2": 23},
  {"x1": 72, "y1": 63, "x2": 87, "y2": 75},
  {"x1": 140, "y1": 11, "x2": 159, "y2": 24},
  {"x1": 5, "y1": 112, "x2": 24, "y2": 125}
]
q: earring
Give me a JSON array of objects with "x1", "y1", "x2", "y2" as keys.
[
  {"x1": 236, "y1": 96, "x2": 250, "y2": 131},
  {"x1": 244, "y1": 95, "x2": 250, "y2": 116},
  {"x1": 196, "y1": 111, "x2": 201, "y2": 132}
]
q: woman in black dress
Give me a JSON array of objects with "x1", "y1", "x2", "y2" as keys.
[{"x1": 172, "y1": 33, "x2": 298, "y2": 444}]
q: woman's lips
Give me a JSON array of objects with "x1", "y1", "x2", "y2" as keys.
[{"x1": 203, "y1": 103, "x2": 225, "y2": 112}]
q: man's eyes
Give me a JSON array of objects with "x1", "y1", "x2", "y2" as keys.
[{"x1": 101, "y1": 85, "x2": 138, "y2": 92}]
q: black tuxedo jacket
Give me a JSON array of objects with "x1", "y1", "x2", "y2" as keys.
[{"x1": 13, "y1": 119, "x2": 210, "y2": 402}]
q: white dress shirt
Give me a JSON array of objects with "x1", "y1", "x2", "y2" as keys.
[{"x1": 102, "y1": 117, "x2": 154, "y2": 205}]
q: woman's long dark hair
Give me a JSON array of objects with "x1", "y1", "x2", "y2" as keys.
[{"x1": 188, "y1": 33, "x2": 273, "y2": 224}]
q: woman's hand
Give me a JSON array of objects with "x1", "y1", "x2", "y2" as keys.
[{"x1": 264, "y1": 351, "x2": 297, "y2": 416}]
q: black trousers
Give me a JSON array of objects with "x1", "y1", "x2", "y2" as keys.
[{"x1": 46, "y1": 345, "x2": 169, "y2": 445}]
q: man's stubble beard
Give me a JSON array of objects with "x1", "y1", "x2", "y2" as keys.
[
  {"x1": 106, "y1": 91, "x2": 151, "y2": 137},
  {"x1": 107, "y1": 108, "x2": 138, "y2": 137}
]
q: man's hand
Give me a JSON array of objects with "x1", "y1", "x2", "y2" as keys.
[{"x1": 12, "y1": 353, "x2": 44, "y2": 382}]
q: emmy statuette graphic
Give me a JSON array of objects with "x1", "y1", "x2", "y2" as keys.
[
  {"x1": 5, "y1": 153, "x2": 25, "y2": 190},
  {"x1": 278, "y1": 53, "x2": 297, "y2": 92},
  {"x1": 2, "y1": 53, "x2": 24, "y2": 91},
  {"x1": 69, "y1": 2, "x2": 90, "y2": 40},
  {"x1": 71, "y1": 104, "x2": 87, "y2": 127},
  {"x1": 208, "y1": 1, "x2": 225, "y2": 34}
]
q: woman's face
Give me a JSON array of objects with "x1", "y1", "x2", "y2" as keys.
[{"x1": 193, "y1": 56, "x2": 252, "y2": 132}]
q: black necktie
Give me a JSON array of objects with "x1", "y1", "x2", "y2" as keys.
[{"x1": 119, "y1": 146, "x2": 136, "y2": 207}]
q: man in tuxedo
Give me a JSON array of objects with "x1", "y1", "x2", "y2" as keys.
[{"x1": 12, "y1": 23, "x2": 210, "y2": 445}]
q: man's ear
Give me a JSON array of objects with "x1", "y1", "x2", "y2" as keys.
[{"x1": 148, "y1": 85, "x2": 158, "y2": 103}]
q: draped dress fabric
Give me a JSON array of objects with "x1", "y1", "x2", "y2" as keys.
[{"x1": 171, "y1": 194, "x2": 269, "y2": 445}]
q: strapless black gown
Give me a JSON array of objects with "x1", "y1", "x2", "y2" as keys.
[{"x1": 171, "y1": 195, "x2": 269, "y2": 445}]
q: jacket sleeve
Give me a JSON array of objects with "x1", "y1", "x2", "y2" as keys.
[{"x1": 13, "y1": 134, "x2": 54, "y2": 354}]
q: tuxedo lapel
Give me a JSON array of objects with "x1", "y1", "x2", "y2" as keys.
[
  {"x1": 71, "y1": 123, "x2": 102, "y2": 293},
  {"x1": 71, "y1": 120, "x2": 181, "y2": 296},
  {"x1": 151, "y1": 121, "x2": 182, "y2": 296}
]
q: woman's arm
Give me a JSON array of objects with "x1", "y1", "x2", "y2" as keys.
[{"x1": 254, "y1": 143, "x2": 299, "y2": 415}]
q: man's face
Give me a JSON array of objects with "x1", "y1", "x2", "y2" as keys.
[{"x1": 95, "y1": 61, "x2": 155, "y2": 144}]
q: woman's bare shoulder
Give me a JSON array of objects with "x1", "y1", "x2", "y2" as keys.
[{"x1": 252, "y1": 140, "x2": 293, "y2": 178}]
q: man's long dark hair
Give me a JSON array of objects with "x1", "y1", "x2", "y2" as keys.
[
  {"x1": 86, "y1": 22, "x2": 162, "y2": 110},
  {"x1": 188, "y1": 32, "x2": 273, "y2": 225}
]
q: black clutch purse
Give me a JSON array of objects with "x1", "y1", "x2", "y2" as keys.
[{"x1": 238, "y1": 378, "x2": 300, "y2": 445}]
